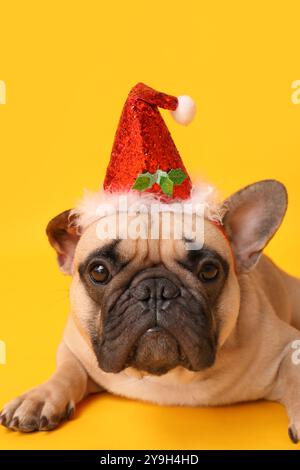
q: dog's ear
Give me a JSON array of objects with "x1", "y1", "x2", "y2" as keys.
[
  {"x1": 46, "y1": 210, "x2": 81, "y2": 275},
  {"x1": 222, "y1": 180, "x2": 287, "y2": 273}
]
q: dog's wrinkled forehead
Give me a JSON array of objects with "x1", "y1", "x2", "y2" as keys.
[{"x1": 73, "y1": 213, "x2": 233, "y2": 269}]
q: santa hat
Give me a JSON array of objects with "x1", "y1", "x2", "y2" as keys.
[
  {"x1": 103, "y1": 83, "x2": 196, "y2": 200},
  {"x1": 72, "y1": 83, "x2": 224, "y2": 230}
]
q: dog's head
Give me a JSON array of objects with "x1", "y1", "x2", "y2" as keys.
[{"x1": 47, "y1": 180, "x2": 287, "y2": 376}]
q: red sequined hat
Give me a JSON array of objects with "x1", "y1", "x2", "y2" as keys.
[{"x1": 103, "y1": 83, "x2": 196, "y2": 200}]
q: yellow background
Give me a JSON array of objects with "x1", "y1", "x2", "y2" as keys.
[{"x1": 0, "y1": 0, "x2": 300, "y2": 450}]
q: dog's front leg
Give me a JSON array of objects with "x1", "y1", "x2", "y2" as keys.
[
  {"x1": 268, "y1": 334, "x2": 300, "y2": 444},
  {"x1": 0, "y1": 342, "x2": 99, "y2": 432}
]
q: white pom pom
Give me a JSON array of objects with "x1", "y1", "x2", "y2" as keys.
[{"x1": 171, "y1": 95, "x2": 196, "y2": 125}]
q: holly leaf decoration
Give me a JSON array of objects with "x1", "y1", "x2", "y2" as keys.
[
  {"x1": 160, "y1": 176, "x2": 174, "y2": 197},
  {"x1": 155, "y1": 169, "x2": 168, "y2": 184},
  {"x1": 132, "y1": 168, "x2": 186, "y2": 196},
  {"x1": 132, "y1": 173, "x2": 155, "y2": 192},
  {"x1": 168, "y1": 168, "x2": 187, "y2": 185}
]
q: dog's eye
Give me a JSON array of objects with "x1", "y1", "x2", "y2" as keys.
[
  {"x1": 89, "y1": 264, "x2": 110, "y2": 284},
  {"x1": 199, "y1": 263, "x2": 219, "y2": 282}
]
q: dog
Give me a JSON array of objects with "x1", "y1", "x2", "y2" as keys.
[{"x1": 1, "y1": 178, "x2": 300, "y2": 444}]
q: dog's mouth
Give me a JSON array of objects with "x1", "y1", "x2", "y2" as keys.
[
  {"x1": 95, "y1": 294, "x2": 217, "y2": 376},
  {"x1": 125, "y1": 326, "x2": 190, "y2": 375},
  {"x1": 91, "y1": 269, "x2": 217, "y2": 376}
]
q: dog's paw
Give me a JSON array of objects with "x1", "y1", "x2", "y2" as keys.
[{"x1": 0, "y1": 388, "x2": 75, "y2": 432}]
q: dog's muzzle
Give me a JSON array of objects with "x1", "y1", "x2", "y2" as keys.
[{"x1": 97, "y1": 270, "x2": 217, "y2": 375}]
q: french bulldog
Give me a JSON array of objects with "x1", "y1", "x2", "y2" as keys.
[{"x1": 1, "y1": 179, "x2": 300, "y2": 444}]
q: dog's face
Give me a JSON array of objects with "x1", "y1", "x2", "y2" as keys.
[
  {"x1": 71, "y1": 216, "x2": 236, "y2": 376},
  {"x1": 47, "y1": 180, "x2": 287, "y2": 376}
]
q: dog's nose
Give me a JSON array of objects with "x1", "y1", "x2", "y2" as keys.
[{"x1": 131, "y1": 278, "x2": 180, "y2": 302}]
